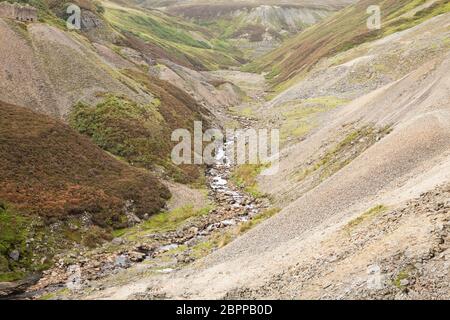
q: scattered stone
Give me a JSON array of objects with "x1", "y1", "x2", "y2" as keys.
[
  {"x1": 400, "y1": 279, "x2": 410, "y2": 287},
  {"x1": 129, "y1": 252, "x2": 147, "y2": 263},
  {"x1": 112, "y1": 238, "x2": 125, "y2": 245},
  {"x1": 9, "y1": 250, "x2": 20, "y2": 261},
  {"x1": 222, "y1": 219, "x2": 236, "y2": 227},
  {"x1": 158, "y1": 244, "x2": 179, "y2": 252},
  {"x1": 114, "y1": 255, "x2": 130, "y2": 268}
]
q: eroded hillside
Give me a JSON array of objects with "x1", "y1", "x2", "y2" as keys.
[
  {"x1": 130, "y1": 0, "x2": 354, "y2": 58},
  {"x1": 1, "y1": 0, "x2": 449, "y2": 300},
  {"x1": 47, "y1": 2, "x2": 449, "y2": 300}
]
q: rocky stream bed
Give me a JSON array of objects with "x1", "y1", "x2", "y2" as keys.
[{"x1": 3, "y1": 131, "x2": 270, "y2": 299}]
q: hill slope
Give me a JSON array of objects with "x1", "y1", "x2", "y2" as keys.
[
  {"x1": 130, "y1": 0, "x2": 355, "y2": 58},
  {"x1": 248, "y1": 0, "x2": 450, "y2": 89},
  {"x1": 74, "y1": 11, "x2": 450, "y2": 300},
  {"x1": 0, "y1": 101, "x2": 170, "y2": 282}
]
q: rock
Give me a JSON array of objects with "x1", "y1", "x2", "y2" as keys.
[
  {"x1": 188, "y1": 227, "x2": 199, "y2": 235},
  {"x1": 129, "y1": 252, "x2": 146, "y2": 263},
  {"x1": 222, "y1": 219, "x2": 236, "y2": 227},
  {"x1": 112, "y1": 238, "x2": 125, "y2": 245},
  {"x1": 9, "y1": 250, "x2": 20, "y2": 262},
  {"x1": 157, "y1": 268, "x2": 174, "y2": 274},
  {"x1": 114, "y1": 255, "x2": 130, "y2": 268},
  {"x1": 0, "y1": 273, "x2": 41, "y2": 297},
  {"x1": 400, "y1": 279, "x2": 410, "y2": 287}
]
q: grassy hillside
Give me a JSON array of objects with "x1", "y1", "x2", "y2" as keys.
[
  {"x1": 166, "y1": 3, "x2": 332, "y2": 38},
  {"x1": 153, "y1": 1, "x2": 354, "y2": 59},
  {"x1": 69, "y1": 73, "x2": 212, "y2": 184},
  {"x1": 3, "y1": 0, "x2": 105, "y2": 28},
  {"x1": 104, "y1": 2, "x2": 243, "y2": 70},
  {"x1": 0, "y1": 101, "x2": 171, "y2": 224},
  {"x1": 247, "y1": 0, "x2": 450, "y2": 90},
  {"x1": 0, "y1": 101, "x2": 170, "y2": 281}
]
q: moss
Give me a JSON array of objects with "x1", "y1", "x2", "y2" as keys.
[
  {"x1": 82, "y1": 226, "x2": 113, "y2": 248},
  {"x1": 393, "y1": 266, "x2": 416, "y2": 289},
  {"x1": 103, "y1": 4, "x2": 242, "y2": 71}
]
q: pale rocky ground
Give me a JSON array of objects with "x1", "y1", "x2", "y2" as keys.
[{"x1": 68, "y1": 13, "x2": 450, "y2": 300}]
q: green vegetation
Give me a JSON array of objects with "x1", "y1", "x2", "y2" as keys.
[
  {"x1": 140, "y1": 205, "x2": 211, "y2": 233},
  {"x1": 69, "y1": 89, "x2": 204, "y2": 184},
  {"x1": 231, "y1": 164, "x2": 269, "y2": 198},
  {"x1": 345, "y1": 205, "x2": 387, "y2": 232},
  {"x1": 70, "y1": 94, "x2": 168, "y2": 170},
  {"x1": 393, "y1": 266, "x2": 416, "y2": 289},
  {"x1": 296, "y1": 126, "x2": 391, "y2": 183},
  {"x1": 39, "y1": 288, "x2": 70, "y2": 300},
  {"x1": 0, "y1": 202, "x2": 113, "y2": 282},
  {"x1": 113, "y1": 205, "x2": 212, "y2": 239},
  {"x1": 118, "y1": 12, "x2": 210, "y2": 49},
  {"x1": 279, "y1": 97, "x2": 349, "y2": 143},
  {"x1": 103, "y1": 4, "x2": 242, "y2": 70},
  {"x1": 191, "y1": 238, "x2": 218, "y2": 259},
  {"x1": 249, "y1": 0, "x2": 450, "y2": 89},
  {"x1": 190, "y1": 207, "x2": 281, "y2": 259},
  {"x1": 1, "y1": 101, "x2": 169, "y2": 249},
  {"x1": 230, "y1": 106, "x2": 255, "y2": 118},
  {"x1": 0, "y1": 204, "x2": 32, "y2": 281}
]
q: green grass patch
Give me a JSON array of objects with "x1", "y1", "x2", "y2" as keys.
[
  {"x1": 141, "y1": 205, "x2": 211, "y2": 233},
  {"x1": 345, "y1": 205, "x2": 387, "y2": 232},
  {"x1": 279, "y1": 97, "x2": 349, "y2": 143},
  {"x1": 0, "y1": 204, "x2": 33, "y2": 281},
  {"x1": 231, "y1": 164, "x2": 269, "y2": 198},
  {"x1": 393, "y1": 265, "x2": 416, "y2": 289},
  {"x1": 113, "y1": 205, "x2": 212, "y2": 239},
  {"x1": 230, "y1": 106, "x2": 255, "y2": 118}
]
